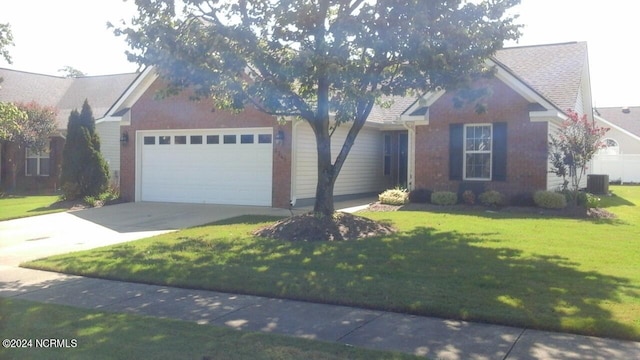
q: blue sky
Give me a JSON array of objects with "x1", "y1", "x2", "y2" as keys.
[{"x1": 2, "y1": 0, "x2": 639, "y2": 107}]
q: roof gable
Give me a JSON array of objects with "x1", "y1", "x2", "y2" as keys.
[
  {"x1": 493, "y1": 42, "x2": 589, "y2": 113},
  {"x1": 0, "y1": 68, "x2": 138, "y2": 129},
  {"x1": 596, "y1": 107, "x2": 640, "y2": 138}
]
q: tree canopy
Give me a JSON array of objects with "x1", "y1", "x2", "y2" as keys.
[
  {"x1": 116, "y1": 0, "x2": 521, "y2": 215},
  {"x1": 0, "y1": 22, "x2": 14, "y2": 64}
]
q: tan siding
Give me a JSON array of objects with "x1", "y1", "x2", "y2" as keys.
[
  {"x1": 294, "y1": 122, "x2": 384, "y2": 200},
  {"x1": 96, "y1": 120, "x2": 120, "y2": 185},
  {"x1": 547, "y1": 121, "x2": 566, "y2": 190}
]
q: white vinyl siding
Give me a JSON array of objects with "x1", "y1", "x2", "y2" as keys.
[
  {"x1": 546, "y1": 121, "x2": 568, "y2": 190},
  {"x1": 294, "y1": 122, "x2": 385, "y2": 200},
  {"x1": 96, "y1": 119, "x2": 120, "y2": 184}
]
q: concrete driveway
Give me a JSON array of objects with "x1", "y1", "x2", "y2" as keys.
[{"x1": 0, "y1": 202, "x2": 294, "y2": 267}]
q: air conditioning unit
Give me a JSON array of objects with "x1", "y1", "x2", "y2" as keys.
[{"x1": 587, "y1": 174, "x2": 609, "y2": 195}]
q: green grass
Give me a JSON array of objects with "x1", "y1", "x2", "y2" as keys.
[
  {"x1": 24, "y1": 186, "x2": 640, "y2": 341},
  {"x1": 0, "y1": 195, "x2": 65, "y2": 221},
  {"x1": 0, "y1": 298, "x2": 415, "y2": 360}
]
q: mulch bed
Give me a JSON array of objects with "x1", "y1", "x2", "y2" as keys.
[
  {"x1": 366, "y1": 201, "x2": 617, "y2": 220},
  {"x1": 253, "y1": 212, "x2": 396, "y2": 242}
]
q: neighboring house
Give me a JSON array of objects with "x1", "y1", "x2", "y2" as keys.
[
  {"x1": 107, "y1": 41, "x2": 593, "y2": 207},
  {"x1": 0, "y1": 68, "x2": 139, "y2": 192},
  {"x1": 1, "y1": 41, "x2": 595, "y2": 205},
  {"x1": 592, "y1": 106, "x2": 640, "y2": 183}
]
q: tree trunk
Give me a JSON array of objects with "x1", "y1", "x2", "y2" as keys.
[{"x1": 312, "y1": 122, "x2": 336, "y2": 216}]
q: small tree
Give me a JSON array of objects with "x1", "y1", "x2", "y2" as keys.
[
  {"x1": 548, "y1": 109, "x2": 609, "y2": 204},
  {"x1": 0, "y1": 102, "x2": 57, "y2": 190},
  {"x1": 60, "y1": 100, "x2": 109, "y2": 199}
]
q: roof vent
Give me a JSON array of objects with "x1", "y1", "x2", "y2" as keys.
[{"x1": 622, "y1": 107, "x2": 631, "y2": 114}]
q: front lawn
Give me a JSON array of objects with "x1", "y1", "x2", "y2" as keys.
[
  {"x1": 0, "y1": 298, "x2": 414, "y2": 360},
  {"x1": 0, "y1": 195, "x2": 66, "y2": 221},
  {"x1": 24, "y1": 186, "x2": 640, "y2": 341}
]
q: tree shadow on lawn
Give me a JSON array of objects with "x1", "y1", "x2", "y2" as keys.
[{"x1": 28, "y1": 223, "x2": 640, "y2": 341}]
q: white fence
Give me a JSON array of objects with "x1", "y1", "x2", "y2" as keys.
[{"x1": 592, "y1": 154, "x2": 640, "y2": 183}]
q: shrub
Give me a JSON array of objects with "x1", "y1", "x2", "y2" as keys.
[
  {"x1": 478, "y1": 190, "x2": 504, "y2": 207},
  {"x1": 510, "y1": 192, "x2": 535, "y2": 207},
  {"x1": 533, "y1": 191, "x2": 567, "y2": 209},
  {"x1": 431, "y1": 191, "x2": 458, "y2": 206},
  {"x1": 408, "y1": 188, "x2": 432, "y2": 203},
  {"x1": 379, "y1": 188, "x2": 408, "y2": 205},
  {"x1": 462, "y1": 190, "x2": 475, "y2": 205},
  {"x1": 583, "y1": 192, "x2": 601, "y2": 209}
]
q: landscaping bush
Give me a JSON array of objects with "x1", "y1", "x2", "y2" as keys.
[
  {"x1": 478, "y1": 190, "x2": 504, "y2": 207},
  {"x1": 583, "y1": 192, "x2": 601, "y2": 209},
  {"x1": 408, "y1": 188, "x2": 432, "y2": 203},
  {"x1": 510, "y1": 192, "x2": 535, "y2": 207},
  {"x1": 378, "y1": 188, "x2": 408, "y2": 205},
  {"x1": 533, "y1": 191, "x2": 567, "y2": 209},
  {"x1": 462, "y1": 190, "x2": 476, "y2": 205},
  {"x1": 431, "y1": 191, "x2": 458, "y2": 206}
]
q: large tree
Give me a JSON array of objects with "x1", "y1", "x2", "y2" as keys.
[
  {"x1": 60, "y1": 100, "x2": 109, "y2": 199},
  {"x1": 116, "y1": 0, "x2": 521, "y2": 215}
]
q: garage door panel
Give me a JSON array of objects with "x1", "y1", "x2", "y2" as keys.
[{"x1": 138, "y1": 129, "x2": 273, "y2": 206}]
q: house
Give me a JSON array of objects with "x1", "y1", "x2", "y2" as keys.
[
  {"x1": 592, "y1": 106, "x2": 640, "y2": 183},
  {"x1": 0, "y1": 68, "x2": 139, "y2": 192},
  {"x1": 107, "y1": 41, "x2": 592, "y2": 207},
  {"x1": 1, "y1": 41, "x2": 593, "y2": 205}
]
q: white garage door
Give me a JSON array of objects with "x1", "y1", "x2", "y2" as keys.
[{"x1": 137, "y1": 128, "x2": 273, "y2": 206}]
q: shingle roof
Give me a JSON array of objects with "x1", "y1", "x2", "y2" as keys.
[
  {"x1": 368, "y1": 95, "x2": 420, "y2": 123},
  {"x1": 0, "y1": 68, "x2": 138, "y2": 129},
  {"x1": 493, "y1": 42, "x2": 588, "y2": 112},
  {"x1": 596, "y1": 107, "x2": 640, "y2": 138},
  {"x1": 369, "y1": 42, "x2": 589, "y2": 122}
]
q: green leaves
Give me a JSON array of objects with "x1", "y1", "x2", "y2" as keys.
[{"x1": 116, "y1": 0, "x2": 521, "y2": 122}]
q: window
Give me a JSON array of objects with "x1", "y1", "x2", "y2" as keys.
[
  {"x1": 223, "y1": 135, "x2": 236, "y2": 144},
  {"x1": 599, "y1": 138, "x2": 620, "y2": 155},
  {"x1": 206, "y1": 135, "x2": 219, "y2": 144},
  {"x1": 383, "y1": 134, "x2": 392, "y2": 176},
  {"x1": 175, "y1": 135, "x2": 187, "y2": 144},
  {"x1": 464, "y1": 124, "x2": 492, "y2": 180},
  {"x1": 449, "y1": 123, "x2": 507, "y2": 182},
  {"x1": 143, "y1": 136, "x2": 156, "y2": 145},
  {"x1": 258, "y1": 134, "x2": 272, "y2": 144},
  {"x1": 25, "y1": 146, "x2": 50, "y2": 176},
  {"x1": 190, "y1": 135, "x2": 203, "y2": 144},
  {"x1": 159, "y1": 136, "x2": 171, "y2": 145},
  {"x1": 241, "y1": 134, "x2": 254, "y2": 144}
]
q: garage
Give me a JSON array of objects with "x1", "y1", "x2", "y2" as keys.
[{"x1": 136, "y1": 128, "x2": 274, "y2": 206}]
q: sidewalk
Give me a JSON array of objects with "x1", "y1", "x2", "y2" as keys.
[
  {"x1": 1, "y1": 201, "x2": 640, "y2": 359},
  {"x1": 1, "y1": 267, "x2": 639, "y2": 359}
]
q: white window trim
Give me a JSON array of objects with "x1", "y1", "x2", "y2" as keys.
[
  {"x1": 463, "y1": 123, "x2": 492, "y2": 181},
  {"x1": 25, "y1": 146, "x2": 50, "y2": 177}
]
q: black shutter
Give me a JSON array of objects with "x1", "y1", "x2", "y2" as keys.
[
  {"x1": 449, "y1": 124, "x2": 463, "y2": 181},
  {"x1": 492, "y1": 122, "x2": 507, "y2": 181}
]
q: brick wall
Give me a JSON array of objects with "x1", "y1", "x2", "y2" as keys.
[
  {"x1": 414, "y1": 77, "x2": 549, "y2": 201},
  {"x1": 119, "y1": 78, "x2": 292, "y2": 207},
  {"x1": 1, "y1": 136, "x2": 63, "y2": 193}
]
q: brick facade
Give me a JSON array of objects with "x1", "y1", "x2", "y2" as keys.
[
  {"x1": 119, "y1": 79, "x2": 292, "y2": 208},
  {"x1": 1, "y1": 137, "x2": 64, "y2": 193},
  {"x1": 414, "y1": 78, "x2": 550, "y2": 200}
]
